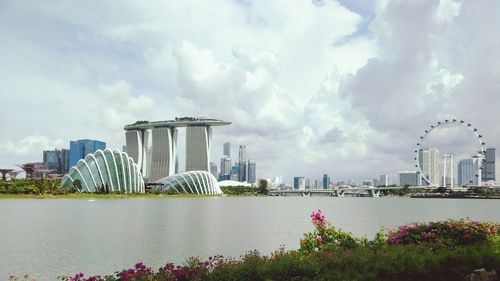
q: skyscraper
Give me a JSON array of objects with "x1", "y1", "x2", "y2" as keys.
[
  {"x1": 231, "y1": 163, "x2": 239, "y2": 181},
  {"x1": 399, "y1": 171, "x2": 421, "y2": 187},
  {"x1": 209, "y1": 162, "x2": 218, "y2": 179},
  {"x1": 482, "y1": 148, "x2": 495, "y2": 182},
  {"x1": 69, "y1": 139, "x2": 106, "y2": 168},
  {"x1": 247, "y1": 160, "x2": 256, "y2": 184},
  {"x1": 379, "y1": 174, "x2": 389, "y2": 187},
  {"x1": 238, "y1": 145, "x2": 246, "y2": 163},
  {"x1": 175, "y1": 154, "x2": 179, "y2": 174},
  {"x1": 238, "y1": 145, "x2": 247, "y2": 182},
  {"x1": 293, "y1": 177, "x2": 306, "y2": 190},
  {"x1": 150, "y1": 127, "x2": 178, "y2": 182},
  {"x1": 125, "y1": 129, "x2": 151, "y2": 178},
  {"x1": 223, "y1": 142, "x2": 231, "y2": 158},
  {"x1": 419, "y1": 148, "x2": 440, "y2": 186},
  {"x1": 186, "y1": 126, "x2": 212, "y2": 172},
  {"x1": 322, "y1": 174, "x2": 330, "y2": 190},
  {"x1": 220, "y1": 157, "x2": 231, "y2": 181},
  {"x1": 43, "y1": 149, "x2": 70, "y2": 174},
  {"x1": 458, "y1": 158, "x2": 479, "y2": 186},
  {"x1": 124, "y1": 118, "x2": 230, "y2": 183}
]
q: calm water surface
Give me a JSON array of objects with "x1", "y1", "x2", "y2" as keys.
[{"x1": 1, "y1": 197, "x2": 500, "y2": 280}]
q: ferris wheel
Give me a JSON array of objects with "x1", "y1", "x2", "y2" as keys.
[{"x1": 414, "y1": 119, "x2": 486, "y2": 187}]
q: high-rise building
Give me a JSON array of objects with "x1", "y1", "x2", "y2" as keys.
[
  {"x1": 186, "y1": 126, "x2": 212, "y2": 172},
  {"x1": 399, "y1": 171, "x2": 421, "y2": 187},
  {"x1": 238, "y1": 145, "x2": 246, "y2": 163},
  {"x1": 322, "y1": 174, "x2": 330, "y2": 190},
  {"x1": 231, "y1": 163, "x2": 239, "y2": 181},
  {"x1": 247, "y1": 160, "x2": 256, "y2": 184},
  {"x1": 362, "y1": 180, "x2": 374, "y2": 186},
  {"x1": 482, "y1": 148, "x2": 495, "y2": 182},
  {"x1": 219, "y1": 157, "x2": 231, "y2": 181},
  {"x1": 209, "y1": 162, "x2": 218, "y2": 179},
  {"x1": 125, "y1": 129, "x2": 151, "y2": 179},
  {"x1": 379, "y1": 174, "x2": 389, "y2": 187},
  {"x1": 124, "y1": 118, "x2": 230, "y2": 183},
  {"x1": 238, "y1": 145, "x2": 247, "y2": 182},
  {"x1": 419, "y1": 148, "x2": 440, "y2": 186},
  {"x1": 150, "y1": 127, "x2": 177, "y2": 182},
  {"x1": 69, "y1": 139, "x2": 106, "y2": 168},
  {"x1": 175, "y1": 154, "x2": 179, "y2": 174},
  {"x1": 43, "y1": 149, "x2": 70, "y2": 174},
  {"x1": 458, "y1": 156, "x2": 482, "y2": 186},
  {"x1": 293, "y1": 177, "x2": 306, "y2": 190},
  {"x1": 223, "y1": 142, "x2": 231, "y2": 158},
  {"x1": 220, "y1": 157, "x2": 231, "y2": 175}
]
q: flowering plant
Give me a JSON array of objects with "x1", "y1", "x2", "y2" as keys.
[
  {"x1": 58, "y1": 257, "x2": 221, "y2": 281},
  {"x1": 386, "y1": 219, "x2": 500, "y2": 247},
  {"x1": 299, "y1": 210, "x2": 358, "y2": 255}
]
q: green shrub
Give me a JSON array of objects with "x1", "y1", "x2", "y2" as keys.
[
  {"x1": 41, "y1": 211, "x2": 500, "y2": 281},
  {"x1": 386, "y1": 219, "x2": 500, "y2": 247},
  {"x1": 299, "y1": 210, "x2": 359, "y2": 255}
]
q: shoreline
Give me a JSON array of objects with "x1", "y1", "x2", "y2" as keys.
[
  {"x1": 0, "y1": 193, "x2": 228, "y2": 199},
  {"x1": 410, "y1": 194, "x2": 500, "y2": 199}
]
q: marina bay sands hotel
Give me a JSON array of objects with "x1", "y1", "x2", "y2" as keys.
[{"x1": 124, "y1": 117, "x2": 231, "y2": 183}]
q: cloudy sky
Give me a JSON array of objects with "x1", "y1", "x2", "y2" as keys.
[{"x1": 1, "y1": 0, "x2": 499, "y2": 184}]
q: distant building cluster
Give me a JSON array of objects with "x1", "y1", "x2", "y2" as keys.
[
  {"x1": 8, "y1": 139, "x2": 107, "y2": 180},
  {"x1": 411, "y1": 147, "x2": 495, "y2": 187},
  {"x1": 213, "y1": 143, "x2": 257, "y2": 184},
  {"x1": 3, "y1": 117, "x2": 497, "y2": 191}
]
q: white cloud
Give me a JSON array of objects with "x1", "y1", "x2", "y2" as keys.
[
  {"x1": 0, "y1": 135, "x2": 64, "y2": 168},
  {"x1": 95, "y1": 80, "x2": 155, "y2": 146},
  {"x1": 1, "y1": 0, "x2": 499, "y2": 183}
]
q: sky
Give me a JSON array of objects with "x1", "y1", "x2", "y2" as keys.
[{"x1": 1, "y1": 0, "x2": 499, "y2": 184}]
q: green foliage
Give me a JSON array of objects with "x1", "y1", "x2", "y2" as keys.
[
  {"x1": 469, "y1": 186, "x2": 499, "y2": 197},
  {"x1": 386, "y1": 219, "x2": 500, "y2": 247},
  {"x1": 210, "y1": 243, "x2": 500, "y2": 281},
  {"x1": 73, "y1": 179, "x2": 82, "y2": 191},
  {"x1": 16, "y1": 211, "x2": 500, "y2": 281},
  {"x1": 0, "y1": 178, "x2": 69, "y2": 195},
  {"x1": 220, "y1": 186, "x2": 256, "y2": 195},
  {"x1": 299, "y1": 210, "x2": 360, "y2": 255},
  {"x1": 257, "y1": 179, "x2": 268, "y2": 195}
]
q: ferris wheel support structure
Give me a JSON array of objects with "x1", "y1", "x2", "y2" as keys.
[{"x1": 415, "y1": 119, "x2": 486, "y2": 188}]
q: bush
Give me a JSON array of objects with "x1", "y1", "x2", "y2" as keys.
[
  {"x1": 48, "y1": 211, "x2": 500, "y2": 281},
  {"x1": 0, "y1": 179, "x2": 66, "y2": 195},
  {"x1": 219, "y1": 186, "x2": 255, "y2": 195},
  {"x1": 386, "y1": 219, "x2": 500, "y2": 247},
  {"x1": 299, "y1": 210, "x2": 359, "y2": 255}
]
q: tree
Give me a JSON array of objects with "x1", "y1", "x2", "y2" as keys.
[
  {"x1": 73, "y1": 179, "x2": 82, "y2": 192},
  {"x1": 258, "y1": 179, "x2": 268, "y2": 195}
]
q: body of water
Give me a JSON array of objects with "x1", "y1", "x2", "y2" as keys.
[{"x1": 1, "y1": 196, "x2": 500, "y2": 280}]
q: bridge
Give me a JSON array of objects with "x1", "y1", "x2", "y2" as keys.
[
  {"x1": 268, "y1": 186, "x2": 404, "y2": 197},
  {"x1": 269, "y1": 185, "x2": 500, "y2": 197}
]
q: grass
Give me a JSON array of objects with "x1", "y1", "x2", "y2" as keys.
[{"x1": 0, "y1": 193, "x2": 226, "y2": 199}]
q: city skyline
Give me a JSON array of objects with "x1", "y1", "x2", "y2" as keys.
[{"x1": 1, "y1": 1, "x2": 500, "y2": 182}]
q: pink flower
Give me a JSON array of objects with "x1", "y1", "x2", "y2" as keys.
[
  {"x1": 316, "y1": 235, "x2": 323, "y2": 243},
  {"x1": 310, "y1": 210, "x2": 327, "y2": 228}
]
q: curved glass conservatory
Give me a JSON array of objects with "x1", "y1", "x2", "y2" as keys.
[
  {"x1": 155, "y1": 171, "x2": 223, "y2": 194},
  {"x1": 61, "y1": 149, "x2": 145, "y2": 193}
]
